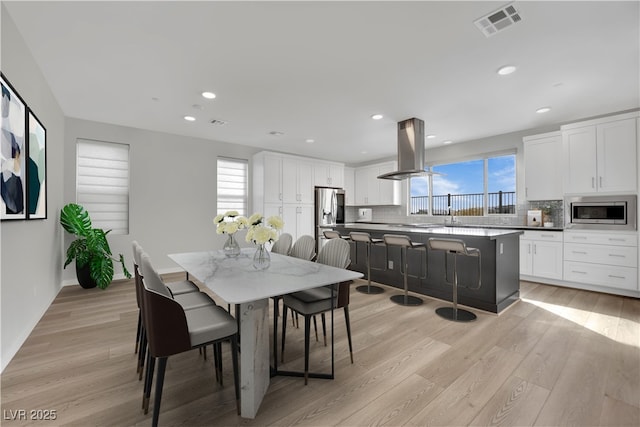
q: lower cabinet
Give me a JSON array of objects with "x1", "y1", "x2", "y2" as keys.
[
  {"x1": 563, "y1": 231, "x2": 638, "y2": 291},
  {"x1": 282, "y1": 204, "x2": 314, "y2": 243},
  {"x1": 519, "y1": 231, "x2": 563, "y2": 280}
]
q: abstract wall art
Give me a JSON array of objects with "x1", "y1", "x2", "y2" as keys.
[
  {"x1": 1, "y1": 73, "x2": 27, "y2": 220},
  {"x1": 27, "y1": 110, "x2": 46, "y2": 219}
]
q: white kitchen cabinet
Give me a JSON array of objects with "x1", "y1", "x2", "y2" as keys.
[
  {"x1": 562, "y1": 113, "x2": 638, "y2": 194},
  {"x1": 282, "y1": 204, "x2": 314, "y2": 243},
  {"x1": 344, "y1": 167, "x2": 355, "y2": 206},
  {"x1": 563, "y1": 231, "x2": 638, "y2": 292},
  {"x1": 519, "y1": 231, "x2": 563, "y2": 280},
  {"x1": 523, "y1": 132, "x2": 563, "y2": 200},
  {"x1": 282, "y1": 157, "x2": 314, "y2": 204},
  {"x1": 354, "y1": 161, "x2": 400, "y2": 206},
  {"x1": 313, "y1": 161, "x2": 344, "y2": 188}
]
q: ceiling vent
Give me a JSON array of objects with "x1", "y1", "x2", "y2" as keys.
[
  {"x1": 210, "y1": 119, "x2": 228, "y2": 126},
  {"x1": 474, "y1": 3, "x2": 522, "y2": 37}
]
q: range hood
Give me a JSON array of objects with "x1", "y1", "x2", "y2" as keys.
[{"x1": 378, "y1": 117, "x2": 429, "y2": 180}]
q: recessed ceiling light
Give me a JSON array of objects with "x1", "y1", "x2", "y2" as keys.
[
  {"x1": 371, "y1": 114, "x2": 383, "y2": 120},
  {"x1": 361, "y1": 150, "x2": 368, "y2": 154},
  {"x1": 443, "y1": 140, "x2": 453, "y2": 145},
  {"x1": 536, "y1": 107, "x2": 551, "y2": 114},
  {"x1": 184, "y1": 115, "x2": 196, "y2": 121},
  {"x1": 426, "y1": 134, "x2": 436, "y2": 139},
  {"x1": 305, "y1": 139, "x2": 315, "y2": 144},
  {"x1": 202, "y1": 91, "x2": 216, "y2": 99},
  {"x1": 497, "y1": 65, "x2": 517, "y2": 76}
]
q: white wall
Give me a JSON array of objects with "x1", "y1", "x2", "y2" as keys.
[
  {"x1": 1, "y1": 6, "x2": 66, "y2": 371},
  {"x1": 63, "y1": 118, "x2": 260, "y2": 280}
]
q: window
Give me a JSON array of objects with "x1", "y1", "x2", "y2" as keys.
[
  {"x1": 409, "y1": 153, "x2": 516, "y2": 216},
  {"x1": 76, "y1": 139, "x2": 130, "y2": 234},
  {"x1": 217, "y1": 157, "x2": 248, "y2": 216}
]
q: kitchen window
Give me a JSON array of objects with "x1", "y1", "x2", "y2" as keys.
[
  {"x1": 409, "y1": 153, "x2": 516, "y2": 216},
  {"x1": 76, "y1": 139, "x2": 130, "y2": 234},
  {"x1": 217, "y1": 157, "x2": 248, "y2": 216}
]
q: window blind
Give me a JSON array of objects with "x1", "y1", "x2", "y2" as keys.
[
  {"x1": 76, "y1": 139, "x2": 130, "y2": 234},
  {"x1": 217, "y1": 157, "x2": 248, "y2": 216}
]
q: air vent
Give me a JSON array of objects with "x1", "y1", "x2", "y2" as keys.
[
  {"x1": 210, "y1": 119, "x2": 228, "y2": 126},
  {"x1": 474, "y1": 3, "x2": 522, "y2": 37}
]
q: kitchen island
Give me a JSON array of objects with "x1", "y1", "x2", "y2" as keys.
[{"x1": 327, "y1": 223, "x2": 524, "y2": 313}]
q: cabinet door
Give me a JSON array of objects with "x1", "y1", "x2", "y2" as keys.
[
  {"x1": 532, "y1": 241, "x2": 563, "y2": 279},
  {"x1": 281, "y1": 158, "x2": 299, "y2": 204},
  {"x1": 597, "y1": 118, "x2": 637, "y2": 193},
  {"x1": 366, "y1": 166, "x2": 380, "y2": 205},
  {"x1": 344, "y1": 167, "x2": 355, "y2": 206},
  {"x1": 263, "y1": 155, "x2": 282, "y2": 203},
  {"x1": 313, "y1": 163, "x2": 330, "y2": 187},
  {"x1": 297, "y1": 205, "x2": 315, "y2": 240},
  {"x1": 519, "y1": 239, "x2": 533, "y2": 275},
  {"x1": 377, "y1": 162, "x2": 399, "y2": 205},
  {"x1": 563, "y1": 126, "x2": 598, "y2": 194},
  {"x1": 298, "y1": 160, "x2": 315, "y2": 204},
  {"x1": 281, "y1": 204, "x2": 299, "y2": 241},
  {"x1": 524, "y1": 134, "x2": 563, "y2": 200},
  {"x1": 329, "y1": 164, "x2": 344, "y2": 188},
  {"x1": 354, "y1": 168, "x2": 369, "y2": 205}
]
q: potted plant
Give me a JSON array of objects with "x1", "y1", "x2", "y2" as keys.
[{"x1": 60, "y1": 203, "x2": 131, "y2": 289}]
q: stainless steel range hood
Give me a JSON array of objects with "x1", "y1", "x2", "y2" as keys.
[{"x1": 377, "y1": 117, "x2": 429, "y2": 180}]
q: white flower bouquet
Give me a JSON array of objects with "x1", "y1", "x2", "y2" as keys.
[
  {"x1": 213, "y1": 210, "x2": 248, "y2": 234},
  {"x1": 245, "y1": 213, "x2": 284, "y2": 244}
]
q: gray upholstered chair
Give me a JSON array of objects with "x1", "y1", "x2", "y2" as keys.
[
  {"x1": 280, "y1": 238, "x2": 354, "y2": 384},
  {"x1": 271, "y1": 232, "x2": 293, "y2": 255},
  {"x1": 289, "y1": 235, "x2": 316, "y2": 261},
  {"x1": 141, "y1": 277, "x2": 239, "y2": 427},
  {"x1": 427, "y1": 237, "x2": 481, "y2": 322}
]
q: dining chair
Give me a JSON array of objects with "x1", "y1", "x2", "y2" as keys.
[
  {"x1": 280, "y1": 238, "x2": 353, "y2": 384},
  {"x1": 133, "y1": 241, "x2": 200, "y2": 295},
  {"x1": 140, "y1": 277, "x2": 240, "y2": 427},
  {"x1": 289, "y1": 235, "x2": 316, "y2": 261},
  {"x1": 271, "y1": 232, "x2": 293, "y2": 255}
]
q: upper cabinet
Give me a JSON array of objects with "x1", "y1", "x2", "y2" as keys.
[
  {"x1": 344, "y1": 167, "x2": 355, "y2": 206},
  {"x1": 562, "y1": 113, "x2": 638, "y2": 195},
  {"x1": 313, "y1": 161, "x2": 344, "y2": 188},
  {"x1": 354, "y1": 161, "x2": 401, "y2": 206},
  {"x1": 523, "y1": 131, "x2": 563, "y2": 200},
  {"x1": 282, "y1": 157, "x2": 314, "y2": 204}
]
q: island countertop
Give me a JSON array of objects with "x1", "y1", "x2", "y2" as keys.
[{"x1": 329, "y1": 223, "x2": 524, "y2": 239}]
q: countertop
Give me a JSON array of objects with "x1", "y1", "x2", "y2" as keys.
[{"x1": 330, "y1": 223, "x2": 524, "y2": 238}]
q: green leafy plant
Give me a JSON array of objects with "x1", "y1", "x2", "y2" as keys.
[{"x1": 60, "y1": 203, "x2": 131, "y2": 289}]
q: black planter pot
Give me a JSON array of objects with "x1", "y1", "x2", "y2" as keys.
[{"x1": 76, "y1": 261, "x2": 98, "y2": 289}]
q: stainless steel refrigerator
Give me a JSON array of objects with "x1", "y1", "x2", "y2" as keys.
[{"x1": 315, "y1": 186, "x2": 345, "y2": 254}]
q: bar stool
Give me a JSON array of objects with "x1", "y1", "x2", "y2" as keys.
[
  {"x1": 427, "y1": 237, "x2": 481, "y2": 322},
  {"x1": 323, "y1": 230, "x2": 350, "y2": 240},
  {"x1": 383, "y1": 234, "x2": 427, "y2": 306},
  {"x1": 349, "y1": 232, "x2": 385, "y2": 294}
]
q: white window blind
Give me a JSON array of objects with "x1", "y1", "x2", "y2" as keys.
[
  {"x1": 217, "y1": 157, "x2": 248, "y2": 216},
  {"x1": 76, "y1": 139, "x2": 130, "y2": 234}
]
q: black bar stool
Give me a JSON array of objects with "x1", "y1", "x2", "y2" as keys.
[
  {"x1": 349, "y1": 231, "x2": 385, "y2": 294},
  {"x1": 427, "y1": 237, "x2": 481, "y2": 322},
  {"x1": 383, "y1": 234, "x2": 427, "y2": 306}
]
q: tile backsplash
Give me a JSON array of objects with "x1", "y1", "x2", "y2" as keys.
[{"x1": 346, "y1": 199, "x2": 564, "y2": 227}]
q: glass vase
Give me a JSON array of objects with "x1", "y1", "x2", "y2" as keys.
[
  {"x1": 252, "y1": 243, "x2": 271, "y2": 270},
  {"x1": 223, "y1": 233, "x2": 241, "y2": 258}
]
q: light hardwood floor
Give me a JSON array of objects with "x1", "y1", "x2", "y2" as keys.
[{"x1": 1, "y1": 275, "x2": 639, "y2": 426}]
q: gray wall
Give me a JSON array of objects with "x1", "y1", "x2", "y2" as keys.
[
  {"x1": 1, "y1": 6, "x2": 66, "y2": 370},
  {"x1": 63, "y1": 118, "x2": 260, "y2": 282}
]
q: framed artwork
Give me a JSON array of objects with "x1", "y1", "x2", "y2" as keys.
[
  {"x1": 27, "y1": 109, "x2": 46, "y2": 219},
  {"x1": 1, "y1": 73, "x2": 27, "y2": 220}
]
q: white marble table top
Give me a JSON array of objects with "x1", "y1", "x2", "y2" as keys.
[{"x1": 168, "y1": 248, "x2": 363, "y2": 304}]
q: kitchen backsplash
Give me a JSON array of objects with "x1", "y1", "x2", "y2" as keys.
[{"x1": 346, "y1": 199, "x2": 564, "y2": 227}]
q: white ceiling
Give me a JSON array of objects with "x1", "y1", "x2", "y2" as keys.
[{"x1": 3, "y1": 1, "x2": 639, "y2": 164}]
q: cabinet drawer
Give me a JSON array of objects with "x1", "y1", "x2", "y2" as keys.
[
  {"x1": 564, "y1": 232, "x2": 637, "y2": 246},
  {"x1": 564, "y1": 243, "x2": 637, "y2": 268},
  {"x1": 564, "y1": 261, "x2": 638, "y2": 291},
  {"x1": 521, "y1": 230, "x2": 563, "y2": 242}
]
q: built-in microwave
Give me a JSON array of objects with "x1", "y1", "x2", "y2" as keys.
[{"x1": 565, "y1": 195, "x2": 637, "y2": 230}]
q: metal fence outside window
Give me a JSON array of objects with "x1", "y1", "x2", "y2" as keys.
[{"x1": 410, "y1": 191, "x2": 516, "y2": 215}]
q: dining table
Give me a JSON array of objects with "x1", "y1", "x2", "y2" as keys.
[{"x1": 168, "y1": 247, "x2": 363, "y2": 419}]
